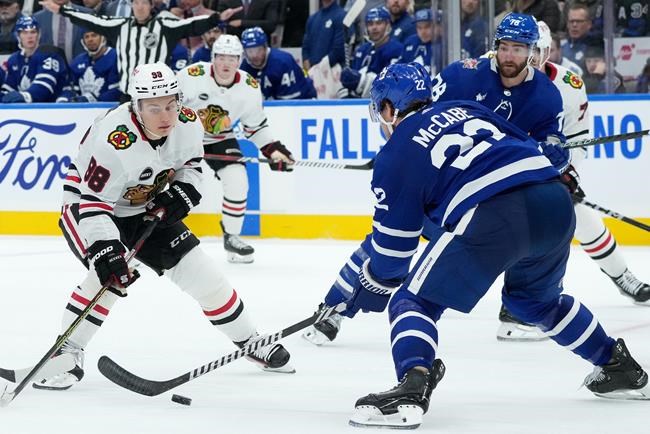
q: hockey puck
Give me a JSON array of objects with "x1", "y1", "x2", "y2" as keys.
[{"x1": 171, "y1": 394, "x2": 192, "y2": 406}]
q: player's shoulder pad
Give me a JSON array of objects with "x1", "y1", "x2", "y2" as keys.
[
  {"x1": 181, "y1": 62, "x2": 209, "y2": 78},
  {"x1": 178, "y1": 106, "x2": 197, "y2": 123},
  {"x1": 558, "y1": 68, "x2": 585, "y2": 90},
  {"x1": 240, "y1": 70, "x2": 260, "y2": 89}
]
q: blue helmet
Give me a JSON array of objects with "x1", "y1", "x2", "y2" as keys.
[
  {"x1": 494, "y1": 13, "x2": 539, "y2": 47},
  {"x1": 414, "y1": 9, "x2": 432, "y2": 23},
  {"x1": 366, "y1": 6, "x2": 391, "y2": 24},
  {"x1": 369, "y1": 62, "x2": 432, "y2": 121},
  {"x1": 241, "y1": 27, "x2": 267, "y2": 49},
  {"x1": 14, "y1": 16, "x2": 40, "y2": 40}
]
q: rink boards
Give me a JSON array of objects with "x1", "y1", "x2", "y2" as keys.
[{"x1": 0, "y1": 95, "x2": 648, "y2": 244}]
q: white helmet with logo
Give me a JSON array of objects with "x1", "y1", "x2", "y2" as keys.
[
  {"x1": 212, "y1": 34, "x2": 243, "y2": 58},
  {"x1": 129, "y1": 62, "x2": 180, "y2": 102}
]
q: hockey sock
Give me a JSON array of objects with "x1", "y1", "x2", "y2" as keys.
[
  {"x1": 574, "y1": 204, "x2": 626, "y2": 277},
  {"x1": 166, "y1": 247, "x2": 256, "y2": 342},
  {"x1": 388, "y1": 290, "x2": 445, "y2": 379},
  {"x1": 323, "y1": 237, "x2": 371, "y2": 307},
  {"x1": 61, "y1": 269, "x2": 120, "y2": 348},
  {"x1": 219, "y1": 164, "x2": 248, "y2": 235}
]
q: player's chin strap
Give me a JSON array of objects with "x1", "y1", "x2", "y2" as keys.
[{"x1": 377, "y1": 108, "x2": 400, "y2": 135}]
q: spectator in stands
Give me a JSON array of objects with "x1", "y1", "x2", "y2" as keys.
[
  {"x1": 0, "y1": 0, "x2": 21, "y2": 55},
  {"x1": 192, "y1": 25, "x2": 224, "y2": 62},
  {"x1": 561, "y1": 0, "x2": 603, "y2": 40},
  {"x1": 339, "y1": 6, "x2": 402, "y2": 98},
  {"x1": 562, "y1": 3, "x2": 596, "y2": 71},
  {"x1": 549, "y1": 32, "x2": 584, "y2": 75},
  {"x1": 34, "y1": 0, "x2": 94, "y2": 62},
  {"x1": 511, "y1": 0, "x2": 561, "y2": 32},
  {"x1": 105, "y1": 0, "x2": 133, "y2": 17},
  {"x1": 461, "y1": 0, "x2": 488, "y2": 58},
  {"x1": 171, "y1": 0, "x2": 215, "y2": 50},
  {"x1": 302, "y1": 0, "x2": 345, "y2": 70},
  {"x1": 82, "y1": 0, "x2": 111, "y2": 15},
  {"x1": 1, "y1": 16, "x2": 70, "y2": 103},
  {"x1": 216, "y1": 0, "x2": 278, "y2": 39},
  {"x1": 397, "y1": 8, "x2": 442, "y2": 74},
  {"x1": 583, "y1": 43, "x2": 626, "y2": 94},
  {"x1": 635, "y1": 58, "x2": 650, "y2": 92},
  {"x1": 240, "y1": 26, "x2": 316, "y2": 100},
  {"x1": 617, "y1": 0, "x2": 648, "y2": 36},
  {"x1": 385, "y1": 0, "x2": 415, "y2": 42},
  {"x1": 59, "y1": 28, "x2": 120, "y2": 102}
]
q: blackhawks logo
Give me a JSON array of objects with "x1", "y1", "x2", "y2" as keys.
[
  {"x1": 245, "y1": 75, "x2": 259, "y2": 89},
  {"x1": 562, "y1": 71, "x2": 583, "y2": 89},
  {"x1": 107, "y1": 125, "x2": 137, "y2": 150},
  {"x1": 179, "y1": 106, "x2": 197, "y2": 123},
  {"x1": 197, "y1": 104, "x2": 232, "y2": 134},
  {"x1": 123, "y1": 169, "x2": 173, "y2": 205},
  {"x1": 187, "y1": 64, "x2": 205, "y2": 76}
]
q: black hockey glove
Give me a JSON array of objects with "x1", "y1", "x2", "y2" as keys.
[
  {"x1": 146, "y1": 181, "x2": 201, "y2": 226},
  {"x1": 260, "y1": 141, "x2": 295, "y2": 172},
  {"x1": 560, "y1": 165, "x2": 586, "y2": 202},
  {"x1": 88, "y1": 240, "x2": 139, "y2": 293}
]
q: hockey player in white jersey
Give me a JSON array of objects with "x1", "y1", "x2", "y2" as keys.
[
  {"x1": 177, "y1": 35, "x2": 295, "y2": 264},
  {"x1": 34, "y1": 63, "x2": 293, "y2": 391},
  {"x1": 497, "y1": 21, "x2": 650, "y2": 342}
]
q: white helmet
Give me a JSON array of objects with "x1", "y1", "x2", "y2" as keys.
[
  {"x1": 535, "y1": 21, "x2": 552, "y2": 69},
  {"x1": 212, "y1": 34, "x2": 243, "y2": 58},
  {"x1": 129, "y1": 62, "x2": 180, "y2": 102}
]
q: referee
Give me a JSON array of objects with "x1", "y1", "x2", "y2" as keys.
[{"x1": 39, "y1": 0, "x2": 242, "y2": 97}]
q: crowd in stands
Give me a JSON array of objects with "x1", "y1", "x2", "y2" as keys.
[{"x1": 0, "y1": 0, "x2": 648, "y2": 103}]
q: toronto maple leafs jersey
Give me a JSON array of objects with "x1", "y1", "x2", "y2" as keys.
[
  {"x1": 240, "y1": 48, "x2": 316, "y2": 100},
  {"x1": 397, "y1": 34, "x2": 443, "y2": 75},
  {"x1": 192, "y1": 45, "x2": 211, "y2": 63},
  {"x1": 66, "y1": 47, "x2": 120, "y2": 102},
  {"x1": 169, "y1": 43, "x2": 190, "y2": 72},
  {"x1": 1, "y1": 46, "x2": 70, "y2": 102},
  {"x1": 364, "y1": 101, "x2": 558, "y2": 281},
  {"x1": 176, "y1": 62, "x2": 276, "y2": 147},
  {"x1": 432, "y1": 56, "x2": 565, "y2": 143},
  {"x1": 351, "y1": 38, "x2": 403, "y2": 75},
  {"x1": 62, "y1": 103, "x2": 204, "y2": 247}
]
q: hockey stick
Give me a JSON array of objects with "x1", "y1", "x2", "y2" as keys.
[
  {"x1": 562, "y1": 129, "x2": 649, "y2": 149},
  {"x1": 573, "y1": 195, "x2": 650, "y2": 233},
  {"x1": 343, "y1": 0, "x2": 367, "y2": 68},
  {"x1": 0, "y1": 354, "x2": 75, "y2": 385},
  {"x1": 97, "y1": 302, "x2": 347, "y2": 396},
  {"x1": 204, "y1": 153, "x2": 374, "y2": 170},
  {"x1": 0, "y1": 214, "x2": 161, "y2": 408}
]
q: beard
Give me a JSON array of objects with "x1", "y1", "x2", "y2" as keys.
[{"x1": 497, "y1": 58, "x2": 528, "y2": 78}]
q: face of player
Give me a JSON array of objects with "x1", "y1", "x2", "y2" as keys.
[
  {"x1": 416, "y1": 21, "x2": 433, "y2": 43},
  {"x1": 367, "y1": 20, "x2": 389, "y2": 42},
  {"x1": 19, "y1": 29, "x2": 39, "y2": 52},
  {"x1": 83, "y1": 31, "x2": 103, "y2": 53},
  {"x1": 213, "y1": 54, "x2": 239, "y2": 83},
  {"x1": 549, "y1": 39, "x2": 561, "y2": 64},
  {"x1": 496, "y1": 40, "x2": 530, "y2": 78},
  {"x1": 132, "y1": 0, "x2": 153, "y2": 22},
  {"x1": 138, "y1": 95, "x2": 179, "y2": 138},
  {"x1": 202, "y1": 27, "x2": 222, "y2": 48},
  {"x1": 245, "y1": 46, "x2": 266, "y2": 68}
]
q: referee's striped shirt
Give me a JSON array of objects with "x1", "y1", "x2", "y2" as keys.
[{"x1": 61, "y1": 7, "x2": 223, "y2": 93}]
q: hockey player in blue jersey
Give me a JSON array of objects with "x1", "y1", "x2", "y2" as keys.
[
  {"x1": 192, "y1": 26, "x2": 224, "y2": 63},
  {"x1": 240, "y1": 26, "x2": 316, "y2": 100},
  {"x1": 169, "y1": 42, "x2": 190, "y2": 73},
  {"x1": 397, "y1": 8, "x2": 443, "y2": 75},
  {"x1": 1, "y1": 16, "x2": 70, "y2": 103},
  {"x1": 59, "y1": 29, "x2": 120, "y2": 102},
  {"x1": 431, "y1": 12, "x2": 564, "y2": 143},
  {"x1": 339, "y1": 6, "x2": 403, "y2": 98},
  {"x1": 332, "y1": 63, "x2": 649, "y2": 429}
]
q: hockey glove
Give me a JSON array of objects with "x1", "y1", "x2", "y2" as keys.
[
  {"x1": 88, "y1": 240, "x2": 139, "y2": 293},
  {"x1": 260, "y1": 141, "x2": 295, "y2": 172},
  {"x1": 344, "y1": 259, "x2": 399, "y2": 318},
  {"x1": 2, "y1": 91, "x2": 27, "y2": 103},
  {"x1": 146, "y1": 181, "x2": 202, "y2": 226},
  {"x1": 540, "y1": 142, "x2": 571, "y2": 173},
  {"x1": 560, "y1": 165, "x2": 586, "y2": 202},
  {"x1": 340, "y1": 67, "x2": 362, "y2": 91}
]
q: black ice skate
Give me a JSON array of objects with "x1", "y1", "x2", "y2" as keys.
[
  {"x1": 496, "y1": 304, "x2": 548, "y2": 342},
  {"x1": 221, "y1": 221, "x2": 254, "y2": 263},
  {"x1": 584, "y1": 338, "x2": 650, "y2": 400},
  {"x1": 302, "y1": 306, "x2": 343, "y2": 345},
  {"x1": 33, "y1": 339, "x2": 85, "y2": 391},
  {"x1": 236, "y1": 334, "x2": 295, "y2": 374},
  {"x1": 609, "y1": 269, "x2": 650, "y2": 305},
  {"x1": 349, "y1": 359, "x2": 446, "y2": 429}
]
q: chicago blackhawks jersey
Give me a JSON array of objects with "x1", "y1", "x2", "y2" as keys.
[
  {"x1": 176, "y1": 62, "x2": 275, "y2": 147},
  {"x1": 62, "y1": 102, "x2": 204, "y2": 247}
]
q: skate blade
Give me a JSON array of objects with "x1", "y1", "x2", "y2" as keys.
[
  {"x1": 226, "y1": 252, "x2": 254, "y2": 264},
  {"x1": 245, "y1": 357, "x2": 296, "y2": 374},
  {"x1": 302, "y1": 327, "x2": 330, "y2": 346},
  {"x1": 496, "y1": 323, "x2": 549, "y2": 342},
  {"x1": 349, "y1": 405, "x2": 423, "y2": 430},
  {"x1": 594, "y1": 384, "x2": 650, "y2": 401}
]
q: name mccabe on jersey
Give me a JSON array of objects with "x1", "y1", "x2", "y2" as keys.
[{"x1": 412, "y1": 106, "x2": 475, "y2": 146}]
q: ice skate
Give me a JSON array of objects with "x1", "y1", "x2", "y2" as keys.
[
  {"x1": 221, "y1": 222, "x2": 254, "y2": 264},
  {"x1": 609, "y1": 269, "x2": 650, "y2": 305},
  {"x1": 32, "y1": 339, "x2": 84, "y2": 391},
  {"x1": 496, "y1": 304, "x2": 548, "y2": 341},
  {"x1": 349, "y1": 359, "x2": 445, "y2": 429},
  {"x1": 236, "y1": 334, "x2": 295, "y2": 374},
  {"x1": 302, "y1": 310, "x2": 343, "y2": 346}
]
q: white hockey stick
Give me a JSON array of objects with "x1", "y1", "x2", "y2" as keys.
[
  {"x1": 0, "y1": 354, "x2": 75, "y2": 385},
  {"x1": 343, "y1": 0, "x2": 367, "y2": 68}
]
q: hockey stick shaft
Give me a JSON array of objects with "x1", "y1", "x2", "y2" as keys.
[
  {"x1": 0, "y1": 215, "x2": 160, "y2": 407},
  {"x1": 562, "y1": 129, "x2": 649, "y2": 149},
  {"x1": 97, "y1": 302, "x2": 348, "y2": 396},
  {"x1": 203, "y1": 153, "x2": 374, "y2": 170},
  {"x1": 573, "y1": 195, "x2": 650, "y2": 233},
  {"x1": 343, "y1": 0, "x2": 367, "y2": 68}
]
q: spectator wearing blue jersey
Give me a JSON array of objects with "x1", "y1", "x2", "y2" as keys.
[
  {"x1": 461, "y1": 0, "x2": 488, "y2": 58},
  {"x1": 2, "y1": 16, "x2": 70, "y2": 103},
  {"x1": 327, "y1": 62, "x2": 649, "y2": 430},
  {"x1": 192, "y1": 25, "x2": 224, "y2": 63},
  {"x1": 385, "y1": 0, "x2": 415, "y2": 42},
  {"x1": 301, "y1": 0, "x2": 345, "y2": 70},
  {"x1": 240, "y1": 26, "x2": 316, "y2": 100},
  {"x1": 340, "y1": 6, "x2": 402, "y2": 98},
  {"x1": 59, "y1": 28, "x2": 120, "y2": 102},
  {"x1": 397, "y1": 8, "x2": 443, "y2": 74}
]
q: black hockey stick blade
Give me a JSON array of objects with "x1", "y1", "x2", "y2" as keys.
[
  {"x1": 98, "y1": 303, "x2": 347, "y2": 396},
  {"x1": 563, "y1": 129, "x2": 649, "y2": 149}
]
